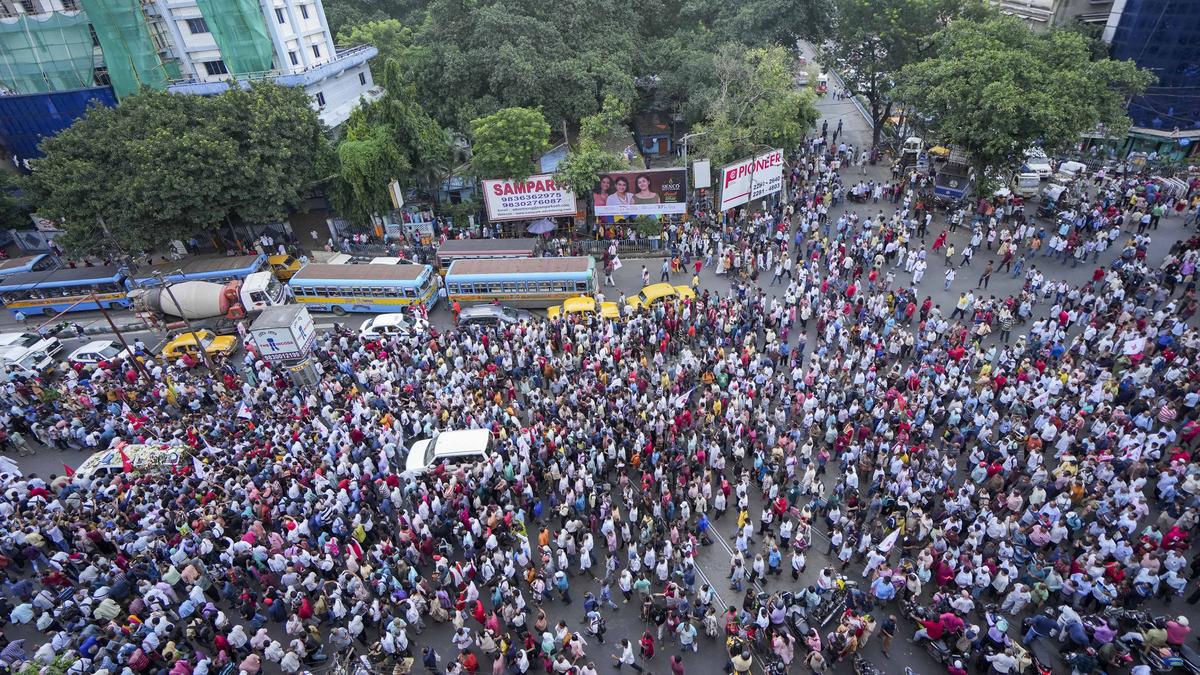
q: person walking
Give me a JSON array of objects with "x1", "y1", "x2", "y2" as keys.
[
  {"x1": 612, "y1": 639, "x2": 641, "y2": 672},
  {"x1": 944, "y1": 267, "x2": 956, "y2": 290},
  {"x1": 977, "y1": 260, "x2": 993, "y2": 289}
]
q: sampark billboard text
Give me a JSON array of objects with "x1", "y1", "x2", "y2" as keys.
[
  {"x1": 593, "y1": 167, "x2": 688, "y2": 217},
  {"x1": 482, "y1": 174, "x2": 577, "y2": 222},
  {"x1": 718, "y1": 149, "x2": 784, "y2": 211}
]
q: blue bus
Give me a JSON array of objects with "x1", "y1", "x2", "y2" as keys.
[
  {"x1": 131, "y1": 254, "x2": 269, "y2": 286},
  {"x1": 0, "y1": 254, "x2": 58, "y2": 278},
  {"x1": 288, "y1": 262, "x2": 439, "y2": 315},
  {"x1": 0, "y1": 266, "x2": 130, "y2": 317},
  {"x1": 444, "y1": 256, "x2": 596, "y2": 308}
]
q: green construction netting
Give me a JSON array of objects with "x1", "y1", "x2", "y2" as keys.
[
  {"x1": 80, "y1": 0, "x2": 169, "y2": 99},
  {"x1": 0, "y1": 12, "x2": 95, "y2": 95},
  {"x1": 195, "y1": 0, "x2": 274, "y2": 75}
]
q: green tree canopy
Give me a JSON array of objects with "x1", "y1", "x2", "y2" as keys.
[
  {"x1": 327, "y1": 61, "x2": 452, "y2": 224},
  {"x1": 690, "y1": 45, "x2": 819, "y2": 168},
  {"x1": 336, "y1": 19, "x2": 416, "y2": 71},
  {"x1": 555, "y1": 95, "x2": 629, "y2": 198},
  {"x1": 469, "y1": 107, "x2": 551, "y2": 181},
  {"x1": 895, "y1": 14, "x2": 1153, "y2": 173},
  {"x1": 823, "y1": 0, "x2": 975, "y2": 148},
  {"x1": 26, "y1": 84, "x2": 325, "y2": 253}
]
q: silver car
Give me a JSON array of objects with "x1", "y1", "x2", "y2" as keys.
[{"x1": 458, "y1": 305, "x2": 533, "y2": 326}]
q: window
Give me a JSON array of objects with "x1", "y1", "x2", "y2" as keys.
[
  {"x1": 312, "y1": 44, "x2": 321, "y2": 58},
  {"x1": 575, "y1": 281, "x2": 589, "y2": 292},
  {"x1": 358, "y1": 72, "x2": 367, "y2": 86},
  {"x1": 203, "y1": 60, "x2": 228, "y2": 76},
  {"x1": 299, "y1": 3, "x2": 308, "y2": 18},
  {"x1": 185, "y1": 17, "x2": 209, "y2": 34},
  {"x1": 275, "y1": 7, "x2": 285, "y2": 23},
  {"x1": 539, "y1": 282, "x2": 551, "y2": 293},
  {"x1": 503, "y1": 282, "x2": 516, "y2": 293},
  {"x1": 314, "y1": 91, "x2": 325, "y2": 107},
  {"x1": 288, "y1": 51, "x2": 298, "y2": 66}
]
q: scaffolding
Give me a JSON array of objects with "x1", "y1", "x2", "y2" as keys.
[
  {"x1": 79, "y1": 0, "x2": 175, "y2": 98},
  {"x1": 195, "y1": 0, "x2": 274, "y2": 75},
  {"x1": 0, "y1": 11, "x2": 95, "y2": 94}
]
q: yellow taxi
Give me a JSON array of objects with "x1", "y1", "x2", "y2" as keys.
[
  {"x1": 161, "y1": 329, "x2": 238, "y2": 360},
  {"x1": 547, "y1": 295, "x2": 620, "y2": 320},
  {"x1": 267, "y1": 254, "x2": 302, "y2": 281},
  {"x1": 625, "y1": 283, "x2": 696, "y2": 311}
]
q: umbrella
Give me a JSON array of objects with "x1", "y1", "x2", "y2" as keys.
[{"x1": 527, "y1": 219, "x2": 556, "y2": 235}]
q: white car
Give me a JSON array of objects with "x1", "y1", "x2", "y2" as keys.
[
  {"x1": 404, "y1": 428, "x2": 494, "y2": 475},
  {"x1": 67, "y1": 340, "x2": 135, "y2": 366},
  {"x1": 358, "y1": 313, "x2": 429, "y2": 341},
  {"x1": 1022, "y1": 148, "x2": 1053, "y2": 179}
]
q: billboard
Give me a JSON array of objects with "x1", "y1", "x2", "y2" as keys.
[
  {"x1": 593, "y1": 168, "x2": 688, "y2": 217},
  {"x1": 718, "y1": 149, "x2": 785, "y2": 212},
  {"x1": 482, "y1": 174, "x2": 577, "y2": 222}
]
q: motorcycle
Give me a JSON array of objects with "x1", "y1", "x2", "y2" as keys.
[{"x1": 853, "y1": 653, "x2": 883, "y2": 675}]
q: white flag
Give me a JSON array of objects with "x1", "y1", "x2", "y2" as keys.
[{"x1": 192, "y1": 456, "x2": 207, "y2": 480}]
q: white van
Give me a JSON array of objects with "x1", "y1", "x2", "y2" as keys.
[
  {"x1": 404, "y1": 429, "x2": 494, "y2": 475},
  {"x1": 0, "y1": 343, "x2": 56, "y2": 380},
  {"x1": 1055, "y1": 160, "x2": 1087, "y2": 183}
]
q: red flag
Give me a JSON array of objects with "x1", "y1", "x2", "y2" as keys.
[
  {"x1": 62, "y1": 463, "x2": 75, "y2": 477},
  {"x1": 119, "y1": 449, "x2": 133, "y2": 473}
]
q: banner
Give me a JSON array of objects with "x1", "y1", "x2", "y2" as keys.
[
  {"x1": 482, "y1": 174, "x2": 577, "y2": 222},
  {"x1": 718, "y1": 149, "x2": 785, "y2": 212},
  {"x1": 594, "y1": 168, "x2": 688, "y2": 217}
]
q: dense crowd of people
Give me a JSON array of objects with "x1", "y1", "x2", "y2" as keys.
[{"x1": 0, "y1": 136, "x2": 1198, "y2": 675}]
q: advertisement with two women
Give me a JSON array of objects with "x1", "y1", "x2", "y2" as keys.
[{"x1": 592, "y1": 168, "x2": 688, "y2": 217}]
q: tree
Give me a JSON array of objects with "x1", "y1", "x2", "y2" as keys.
[
  {"x1": 469, "y1": 107, "x2": 551, "y2": 181},
  {"x1": 26, "y1": 85, "x2": 326, "y2": 253},
  {"x1": 690, "y1": 45, "x2": 819, "y2": 168},
  {"x1": 822, "y1": 0, "x2": 971, "y2": 149},
  {"x1": 0, "y1": 172, "x2": 31, "y2": 231},
  {"x1": 212, "y1": 83, "x2": 328, "y2": 225},
  {"x1": 327, "y1": 61, "x2": 452, "y2": 223},
  {"x1": 336, "y1": 19, "x2": 417, "y2": 71},
  {"x1": 555, "y1": 96, "x2": 630, "y2": 226},
  {"x1": 328, "y1": 119, "x2": 411, "y2": 226},
  {"x1": 895, "y1": 14, "x2": 1152, "y2": 177},
  {"x1": 682, "y1": 0, "x2": 831, "y2": 47}
]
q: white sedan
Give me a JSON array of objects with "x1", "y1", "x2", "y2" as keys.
[
  {"x1": 358, "y1": 313, "x2": 429, "y2": 341},
  {"x1": 67, "y1": 340, "x2": 136, "y2": 366}
]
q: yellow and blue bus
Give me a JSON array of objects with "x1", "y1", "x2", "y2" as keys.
[
  {"x1": 0, "y1": 266, "x2": 130, "y2": 317},
  {"x1": 288, "y1": 262, "x2": 439, "y2": 315},
  {"x1": 0, "y1": 254, "x2": 58, "y2": 279},
  {"x1": 434, "y1": 238, "x2": 540, "y2": 276},
  {"x1": 132, "y1": 254, "x2": 270, "y2": 286},
  {"x1": 444, "y1": 256, "x2": 596, "y2": 308}
]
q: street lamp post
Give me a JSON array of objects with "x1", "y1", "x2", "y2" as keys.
[
  {"x1": 156, "y1": 270, "x2": 216, "y2": 371},
  {"x1": 680, "y1": 131, "x2": 709, "y2": 171}
]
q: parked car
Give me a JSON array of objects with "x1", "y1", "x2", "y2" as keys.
[
  {"x1": 161, "y1": 329, "x2": 238, "y2": 360},
  {"x1": 547, "y1": 296, "x2": 620, "y2": 320},
  {"x1": 458, "y1": 304, "x2": 533, "y2": 326},
  {"x1": 626, "y1": 283, "x2": 696, "y2": 311},
  {"x1": 358, "y1": 313, "x2": 430, "y2": 340},
  {"x1": 67, "y1": 340, "x2": 136, "y2": 367}
]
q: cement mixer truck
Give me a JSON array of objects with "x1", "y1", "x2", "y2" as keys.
[{"x1": 128, "y1": 271, "x2": 289, "y2": 335}]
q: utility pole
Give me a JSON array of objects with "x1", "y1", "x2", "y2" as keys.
[
  {"x1": 91, "y1": 293, "x2": 155, "y2": 385},
  {"x1": 156, "y1": 270, "x2": 215, "y2": 371}
]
